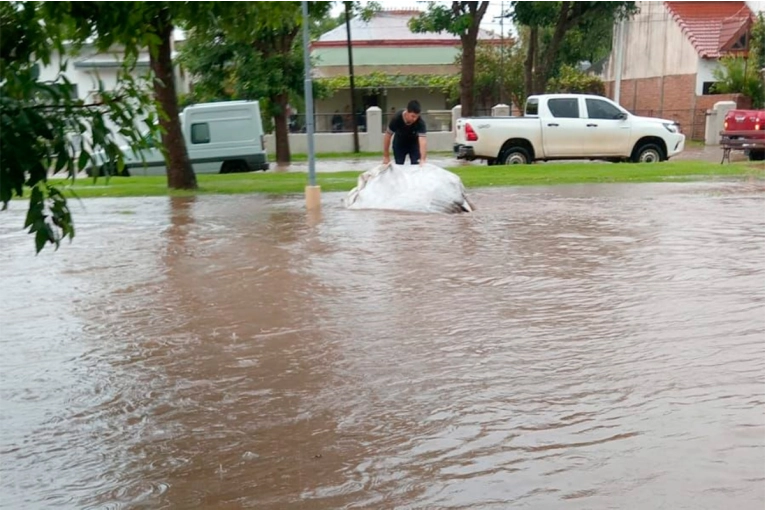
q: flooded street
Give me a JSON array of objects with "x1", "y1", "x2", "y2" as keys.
[{"x1": 1, "y1": 182, "x2": 764, "y2": 509}]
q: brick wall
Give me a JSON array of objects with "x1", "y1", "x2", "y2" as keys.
[{"x1": 605, "y1": 74, "x2": 752, "y2": 140}]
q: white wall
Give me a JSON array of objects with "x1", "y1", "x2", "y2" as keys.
[
  {"x1": 264, "y1": 131, "x2": 455, "y2": 155},
  {"x1": 314, "y1": 87, "x2": 450, "y2": 132},
  {"x1": 264, "y1": 105, "x2": 455, "y2": 155},
  {"x1": 696, "y1": 59, "x2": 723, "y2": 95},
  {"x1": 602, "y1": 1, "x2": 699, "y2": 81}
]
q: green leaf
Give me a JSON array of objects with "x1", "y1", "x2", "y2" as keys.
[{"x1": 77, "y1": 149, "x2": 91, "y2": 171}]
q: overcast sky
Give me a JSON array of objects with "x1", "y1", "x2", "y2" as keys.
[{"x1": 329, "y1": 1, "x2": 516, "y2": 39}]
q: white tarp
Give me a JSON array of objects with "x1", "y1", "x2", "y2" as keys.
[{"x1": 344, "y1": 163, "x2": 475, "y2": 214}]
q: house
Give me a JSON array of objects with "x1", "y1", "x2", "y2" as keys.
[
  {"x1": 35, "y1": 36, "x2": 189, "y2": 144},
  {"x1": 600, "y1": 1, "x2": 756, "y2": 140},
  {"x1": 310, "y1": 9, "x2": 500, "y2": 133}
]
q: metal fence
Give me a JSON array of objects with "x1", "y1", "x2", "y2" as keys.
[{"x1": 283, "y1": 110, "x2": 457, "y2": 135}]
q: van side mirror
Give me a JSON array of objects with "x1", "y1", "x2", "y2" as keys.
[{"x1": 616, "y1": 112, "x2": 627, "y2": 120}]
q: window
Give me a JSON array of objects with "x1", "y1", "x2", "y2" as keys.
[
  {"x1": 525, "y1": 98, "x2": 539, "y2": 116},
  {"x1": 585, "y1": 98, "x2": 623, "y2": 120},
  {"x1": 731, "y1": 32, "x2": 748, "y2": 50},
  {"x1": 547, "y1": 98, "x2": 579, "y2": 118},
  {"x1": 702, "y1": 81, "x2": 720, "y2": 95},
  {"x1": 191, "y1": 122, "x2": 210, "y2": 144}
]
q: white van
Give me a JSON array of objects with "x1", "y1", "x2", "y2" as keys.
[{"x1": 88, "y1": 100, "x2": 269, "y2": 176}]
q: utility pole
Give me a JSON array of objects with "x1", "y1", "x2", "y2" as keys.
[
  {"x1": 614, "y1": 18, "x2": 625, "y2": 105},
  {"x1": 345, "y1": 1, "x2": 359, "y2": 153},
  {"x1": 301, "y1": 1, "x2": 320, "y2": 209},
  {"x1": 494, "y1": 1, "x2": 505, "y2": 105},
  {"x1": 500, "y1": 1, "x2": 504, "y2": 104}
]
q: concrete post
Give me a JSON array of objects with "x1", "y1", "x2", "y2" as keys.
[
  {"x1": 705, "y1": 100, "x2": 736, "y2": 146},
  {"x1": 492, "y1": 104, "x2": 511, "y2": 117},
  {"x1": 366, "y1": 106, "x2": 383, "y2": 152},
  {"x1": 451, "y1": 105, "x2": 462, "y2": 133}
]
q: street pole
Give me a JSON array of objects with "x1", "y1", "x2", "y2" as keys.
[
  {"x1": 614, "y1": 18, "x2": 625, "y2": 105},
  {"x1": 301, "y1": 1, "x2": 320, "y2": 209},
  {"x1": 345, "y1": 1, "x2": 360, "y2": 153},
  {"x1": 499, "y1": 1, "x2": 504, "y2": 105}
]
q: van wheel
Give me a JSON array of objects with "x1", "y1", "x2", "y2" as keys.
[
  {"x1": 499, "y1": 147, "x2": 531, "y2": 165},
  {"x1": 748, "y1": 150, "x2": 765, "y2": 161},
  {"x1": 220, "y1": 160, "x2": 249, "y2": 174},
  {"x1": 631, "y1": 143, "x2": 665, "y2": 163}
]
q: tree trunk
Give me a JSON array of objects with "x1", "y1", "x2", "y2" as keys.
[
  {"x1": 535, "y1": 1, "x2": 574, "y2": 95},
  {"x1": 272, "y1": 92, "x2": 291, "y2": 165},
  {"x1": 456, "y1": 1, "x2": 490, "y2": 117},
  {"x1": 524, "y1": 26, "x2": 538, "y2": 98},
  {"x1": 460, "y1": 33, "x2": 477, "y2": 116},
  {"x1": 150, "y1": 7, "x2": 196, "y2": 190}
]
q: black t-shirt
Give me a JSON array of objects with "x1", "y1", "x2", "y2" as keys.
[{"x1": 387, "y1": 110, "x2": 427, "y2": 146}]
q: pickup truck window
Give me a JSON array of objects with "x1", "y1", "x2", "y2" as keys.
[
  {"x1": 525, "y1": 99, "x2": 539, "y2": 116},
  {"x1": 548, "y1": 98, "x2": 579, "y2": 118},
  {"x1": 586, "y1": 98, "x2": 623, "y2": 120}
]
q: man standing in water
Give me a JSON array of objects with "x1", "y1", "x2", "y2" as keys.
[{"x1": 383, "y1": 100, "x2": 427, "y2": 166}]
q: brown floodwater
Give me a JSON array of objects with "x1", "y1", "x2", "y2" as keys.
[{"x1": 1, "y1": 181, "x2": 764, "y2": 510}]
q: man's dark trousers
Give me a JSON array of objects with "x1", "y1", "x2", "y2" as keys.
[{"x1": 393, "y1": 140, "x2": 421, "y2": 164}]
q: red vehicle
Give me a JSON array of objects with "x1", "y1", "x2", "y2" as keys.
[{"x1": 723, "y1": 109, "x2": 765, "y2": 161}]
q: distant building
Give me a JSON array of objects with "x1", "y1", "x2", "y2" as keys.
[
  {"x1": 600, "y1": 1, "x2": 755, "y2": 139},
  {"x1": 311, "y1": 9, "x2": 500, "y2": 132}
]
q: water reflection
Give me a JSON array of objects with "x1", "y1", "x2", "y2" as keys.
[{"x1": 0, "y1": 183, "x2": 763, "y2": 509}]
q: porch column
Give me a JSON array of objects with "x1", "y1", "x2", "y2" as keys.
[
  {"x1": 366, "y1": 106, "x2": 383, "y2": 152},
  {"x1": 451, "y1": 105, "x2": 462, "y2": 133},
  {"x1": 492, "y1": 104, "x2": 510, "y2": 117},
  {"x1": 705, "y1": 101, "x2": 736, "y2": 146}
]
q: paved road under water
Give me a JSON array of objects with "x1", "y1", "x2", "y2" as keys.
[{"x1": 1, "y1": 181, "x2": 764, "y2": 509}]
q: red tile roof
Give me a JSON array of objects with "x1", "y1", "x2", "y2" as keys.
[{"x1": 665, "y1": 1, "x2": 754, "y2": 58}]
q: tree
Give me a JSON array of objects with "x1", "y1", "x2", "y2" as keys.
[
  {"x1": 409, "y1": 1, "x2": 490, "y2": 117},
  {"x1": 148, "y1": 4, "x2": 196, "y2": 189},
  {"x1": 177, "y1": 21, "x2": 299, "y2": 145},
  {"x1": 1, "y1": 1, "x2": 155, "y2": 252},
  {"x1": 455, "y1": 40, "x2": 526, "y2": 112},
  {"x1": 66, "y1": 1, "x2": 197, "y2": 190},
  {"x1": 712, "y1": 58, "x2": 765, "y2": 108},
  {"x1": 310, "y1": 10, "x2": 346, "y2": 40},
  {"x1": 710, "y1": 14, "x2": 765, "y2": 108},
  {"x1": 181, "y1": 2, "x2": 332, "y2": 165},
  {"x1": 547, "y1": 64, "x2": 605, "y2": 95},
  {"x1": 511, "y1": 1, "x2": 637, "y2": 96}
]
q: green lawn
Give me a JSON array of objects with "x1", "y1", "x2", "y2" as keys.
[
  {"x1": 285, "y1": 150, "x2": 454, "y2": 161},
  {"x1": 37, "y1": 160, "x2": 763, "y2": 200}
]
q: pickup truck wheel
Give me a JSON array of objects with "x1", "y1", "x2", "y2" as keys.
[
  {"x1": 499, "y1": 147, "x2": 531, "y2": 165},
  {"x1": 748, "y1": 150, "x2": 765, "y2": 161},
  {"x1": 631, "y1": 143, "x2": 665, "y2": 163}
]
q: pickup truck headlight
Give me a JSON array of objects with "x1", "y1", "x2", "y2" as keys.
[{"x1": 663, "y1": 122, "x2": 680, "y2": 133}]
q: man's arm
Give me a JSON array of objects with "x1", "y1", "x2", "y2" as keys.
[
  {"x1": 383, "y1": 130, "x2": 392, "y2": 164},
  {"x1": 418, "y1": 135, "x2": 427, "y2": 165}
]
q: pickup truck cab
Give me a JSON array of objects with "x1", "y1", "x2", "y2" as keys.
[{"x1": 455, "y1": 94, "x2": 685, "y2": 165}]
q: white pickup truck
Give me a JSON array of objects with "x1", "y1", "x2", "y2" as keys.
[{"x1": 454, "y1": 94, "x2": 685, "y2": 165}]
